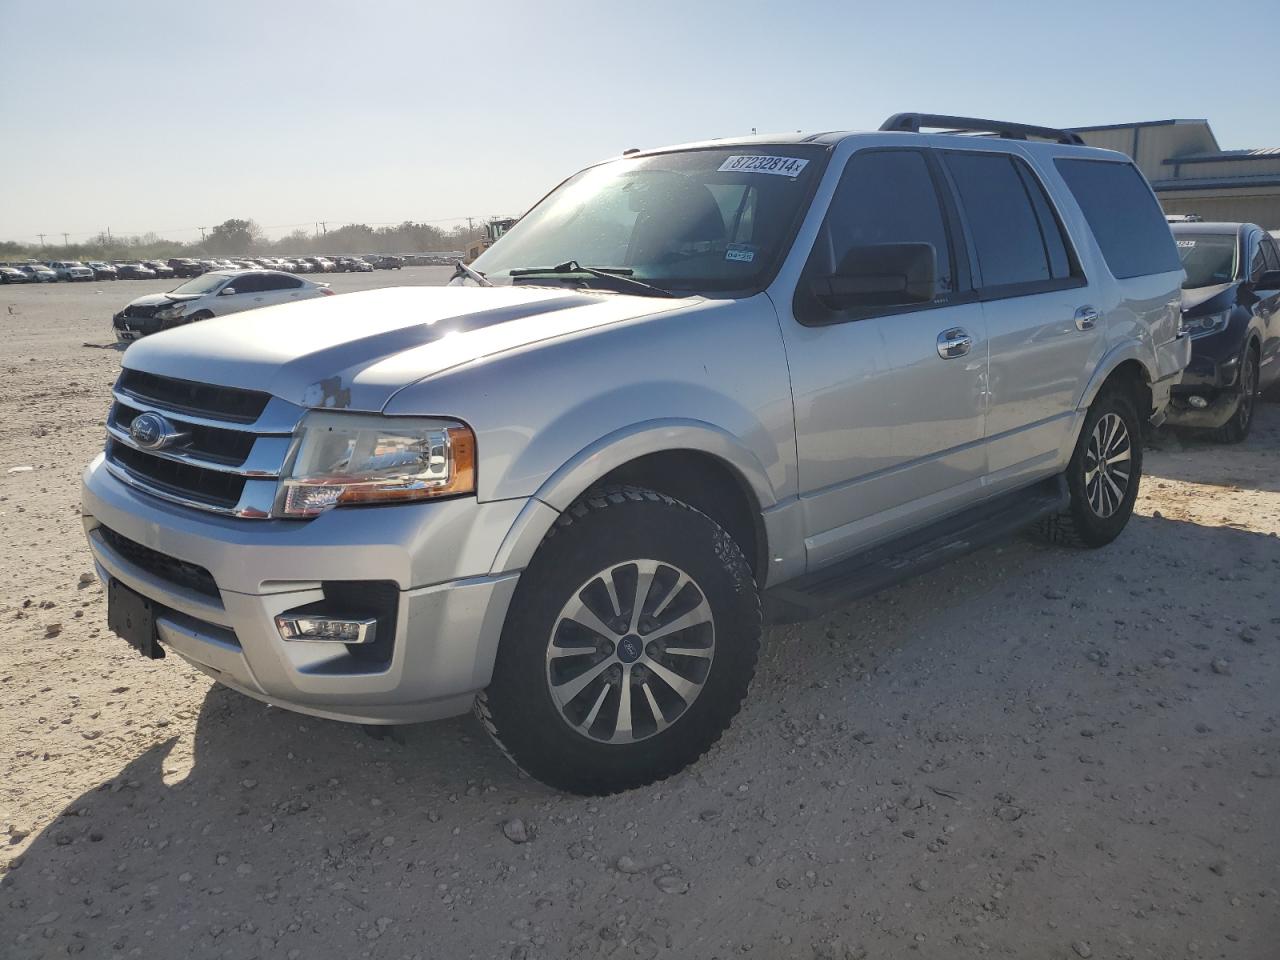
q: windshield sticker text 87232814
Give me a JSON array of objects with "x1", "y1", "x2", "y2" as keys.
[{"x1": 717, "y1": 155, "x2": 809, "y2": 177}]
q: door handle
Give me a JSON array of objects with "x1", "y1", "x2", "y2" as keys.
[
  {"x1": 1075, "y1": 306, "x2": 1099, "y2": 331},
  {"x1": 937, "y1": 327, "x2": 973, "y2": 359}
]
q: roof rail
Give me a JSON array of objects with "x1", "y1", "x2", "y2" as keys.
[{"x1": 879, "y1": 113, "x2": 1085, "y2": 146}]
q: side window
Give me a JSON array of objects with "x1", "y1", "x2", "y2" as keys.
[
  {"x1": 1249, "y1": 235, "x2": 1268, "y2": 280},
  {"x1": 815, "y1": 149, "x2": 956, "y2": 295},
  {"x1": 1263, "y1": 237, "x2": 1280, "y2": 273},
  {"x1": 227, "y1": 274, "x2": 260, "y2": 294},
  {"x1": 1054, "y1": 159, "x2": 1182, "y2": 279},
  {"x1": 258, "y1": 274, "x2": 290, "y2": 292},
  {"x1": 941, "y1": 152, "x2": 1059, "y2": 290}
]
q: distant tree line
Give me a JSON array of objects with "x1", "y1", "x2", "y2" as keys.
[{"x1": 0, "y1": 218, "x2": 490, "y2": 262}]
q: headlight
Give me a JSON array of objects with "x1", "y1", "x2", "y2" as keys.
[
  {"x1": 276, "y1": 412, "x2": 476, "y2": 517},
  {"x1": 1179, "y1": 310, "x2": 1229, "y2": 339},
  {"x1": 155, "y1": 303, "x2": 188, "y2": 320}
]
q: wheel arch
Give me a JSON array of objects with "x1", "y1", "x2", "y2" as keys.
[
  {"x1": 1078, "y1": 343, "x2": 1155, "y2": 418},
  {"x1": 489, "y1": 420, "x2": 776, "y2": 582}
]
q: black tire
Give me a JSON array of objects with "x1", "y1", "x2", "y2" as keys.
[
  {"x1": 187, "y1": 310, "x2": 214, "y2": 323},
  {"x1": 477, "y1": 485, "x2": 761, "y2": 795},
  {"x1": 1040, "y1": 386, "x2": 1143, "y2": 549},
  {"x1": 1213, "y1": 344, "x2": 1259, "y2": 444}
]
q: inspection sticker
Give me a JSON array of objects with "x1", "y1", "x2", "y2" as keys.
[
  {"x1": 1176, "y1": 239, "x2": 1196, "y2": 247},
  {"x1": 725, "y1": 243, "x2": 756, "y2": 263},
  {"x1": 717, "y1": 155, "x2": 809, "y2": 177}
]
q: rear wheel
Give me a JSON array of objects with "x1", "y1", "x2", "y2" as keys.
[
  {"x1": 1214, "y1": 344, "x2": 1259, "y2": 444},
  {"x1": 1040, "y1": 386, "x2": 1143, "y2": 548},
  {"x1": 477, "y1": 486, "x2": 761, "y2": 795}
]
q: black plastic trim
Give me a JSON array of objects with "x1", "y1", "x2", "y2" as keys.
[{"x1": 881, "y1": 113, "x2": 1084, "y2": 146}]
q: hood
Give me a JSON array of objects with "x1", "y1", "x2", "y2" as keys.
[
  {"x1": 1180, "y1": 282, "x2": 1236, "y2": 315},
  {"x1": 121, "y1": 285, "x2": 696, "y2": 411},
  {"x1": 125, "y1": 292, "x2": 201, "y2": 308}
]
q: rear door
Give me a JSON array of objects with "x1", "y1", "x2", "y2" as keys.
[
  {"x1": 777, "y1": 147, "x2": 990, "y2": 568},
  {"x1": 258, "y1": 272, "x2": 305, "y2": 306},
  {"x1": 937, "y1": 148, "x2": 1096, "y2": 481}
]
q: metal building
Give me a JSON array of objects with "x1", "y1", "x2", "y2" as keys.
[{"x1": 1070, "y1": 120, "x2": 1280, "y2": 228}]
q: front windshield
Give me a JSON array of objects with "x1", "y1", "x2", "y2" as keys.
[
  {"x1": 470, "y1": 146, "x2": 827, "y2": 293},
  {"x1": 1175, "y1": 233, "x2": 1238, "y2": 289},
  {"x1": 170, "y1": 273, "x2": 228, "y2": 295}
]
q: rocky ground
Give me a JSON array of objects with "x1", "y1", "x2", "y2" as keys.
[{"x1": 1, "y1": 273, "x2": 1277, "y2": 959}]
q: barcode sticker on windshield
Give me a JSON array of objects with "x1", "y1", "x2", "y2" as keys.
[
  {"x1": 1177, "y1": 239, "x2": 1196, "y2": 247},
  {"x1": 718, "y1": 155, "x2": 809, "y2": 177}
]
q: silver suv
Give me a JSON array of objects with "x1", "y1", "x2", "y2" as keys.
[{"x1": 82, "y1": 114, "x2": 1189, "y2": 794}]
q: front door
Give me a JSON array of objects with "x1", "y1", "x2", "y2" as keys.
[{"x1": 776, "y1": 148, "x2": 990, "y2": 569}]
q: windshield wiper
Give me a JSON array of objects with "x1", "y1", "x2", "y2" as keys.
[
  {"x1": 508, "y1": 261, "x2": 677, "y2": 298},
  {"x1": 452, "y1": 259, "x2": 493, "y2": 286}
]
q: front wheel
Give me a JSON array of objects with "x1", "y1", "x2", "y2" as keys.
[
  {"x1": 1041, "y1": 386, "x2": 1143, "y2": 548},
  {"x1": 1214, "y1": 345, "x2": 1259, "y2": 444},
  {"x1": 477, "y1": 486, "x2": 761, "y2": 795}
]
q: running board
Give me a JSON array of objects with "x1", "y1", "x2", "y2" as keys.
[{"x1": 763, "y1": 475, "x2": 1069, "y2": 623}]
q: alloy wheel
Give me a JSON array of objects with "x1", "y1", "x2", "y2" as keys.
[
  {"x1": 1236, "y1": 351, "x2": 1257, "y2": 433},
  {"x1": 545, "y1": 559, "x2": 715, "y2": 744},
  {"x1": 1084, "y1": 412, "x2": 1132, "y2": 518}
]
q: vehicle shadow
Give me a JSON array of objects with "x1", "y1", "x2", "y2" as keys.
[
  {"x1": 4, "y1": 511, "x2": 1278, "y2": 958},
  {"x1": 0, "y1": 682, "x2": 543, "y2": 957},
  {"x1": 1147, "y1": 401, "x2": 1280, "y2": 493}
]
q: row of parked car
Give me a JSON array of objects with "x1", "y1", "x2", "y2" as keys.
[{"x1": 0, "y1": 254, "x2": 408, "y2": 284}]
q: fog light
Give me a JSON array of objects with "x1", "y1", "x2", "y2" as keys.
[
  {"x1": 1188, "y1": 395, "x2": 1208, "y2": 409},
  {"x1": 275, "y1": 613, "x2": 377, "y2": 644}
]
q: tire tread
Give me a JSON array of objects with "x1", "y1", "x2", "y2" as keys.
[{"x1": 475, "y1": 484, "x2": 761, "y2": 794}]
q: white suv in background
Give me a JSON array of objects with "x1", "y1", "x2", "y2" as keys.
[
  {"x1": 49, "y1": 260, "x2": 95, "y2": 281},
  {"x1": 112, "y1": 269, "x2": 333, "y2": 341}
]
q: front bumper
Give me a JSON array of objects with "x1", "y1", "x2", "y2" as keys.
[
  {"x1": 82, "y1": 454, "x2": 525, "y2": 723},
  {"x1": 1164, "y1": 347, "x2": 1241, "y2": 429}
]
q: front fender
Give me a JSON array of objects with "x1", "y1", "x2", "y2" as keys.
[{"x1": 488, "y1": 418, "x2": 777, "y2": 575}]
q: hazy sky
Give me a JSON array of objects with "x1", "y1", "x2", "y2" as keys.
[{"x1": 3, "y1": 0, "x2": 1276, "y2": 244}]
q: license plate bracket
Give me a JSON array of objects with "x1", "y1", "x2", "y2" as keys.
[{"x1": 107, "y1": 579, "x2": 164, "y2": 659}]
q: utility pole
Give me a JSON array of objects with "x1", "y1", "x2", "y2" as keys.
[
  {"x1": 62, "y1": 232, "x2": 70, "y2": 247},
  {"x1": 198, "y1": 226, "x2": 206, "y2": 242},
  {"x1": 320, "y1": 221, "x2": 328, "y2": 235},
  {"x1": 37, "y1": 233, "x2": 46, "y2": 247}
]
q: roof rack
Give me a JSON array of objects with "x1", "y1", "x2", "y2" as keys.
[{"x1": 879, "y1": 113, "x2": 1084, "y2": 146}]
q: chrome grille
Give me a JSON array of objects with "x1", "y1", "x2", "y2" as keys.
[{"x1": 104, "y1": 371, "x2": 304, "y2": 518}]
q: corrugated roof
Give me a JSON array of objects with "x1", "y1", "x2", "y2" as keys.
[
  {"x1": 1166, "y1": 147, "x2": 1280, "y2": 164},
  {"x1": 1151, "y1": 173, "x2": 1280, "y2": 192},
  {"x1": 1068, "y1": 119, "x2": 1207, "y2": 132}
]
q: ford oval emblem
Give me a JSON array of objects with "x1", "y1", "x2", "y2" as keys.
[{"x1": 129, "y1": 412, "x2": 184, "y2": 450}]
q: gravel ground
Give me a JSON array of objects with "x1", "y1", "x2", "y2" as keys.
[{"x1": 2, "y1": 272, "x2": 1278, "y2": 960}]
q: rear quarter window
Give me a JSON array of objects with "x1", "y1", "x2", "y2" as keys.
[{"x1": 1054, "y1": 158, "x2": 1180, "y2": 279}]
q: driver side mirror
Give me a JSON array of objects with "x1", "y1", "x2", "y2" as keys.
[
  {"x1": 219, "y1": 286, "x2": 237, "y2": 296},
  {"x1": 812, "y1": 242, "x2": 937, "y2": 311}
]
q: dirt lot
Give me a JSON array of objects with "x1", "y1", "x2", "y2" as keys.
[{"x1": 2, "y1": 272, "x2": 1278, "y2": 960}]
